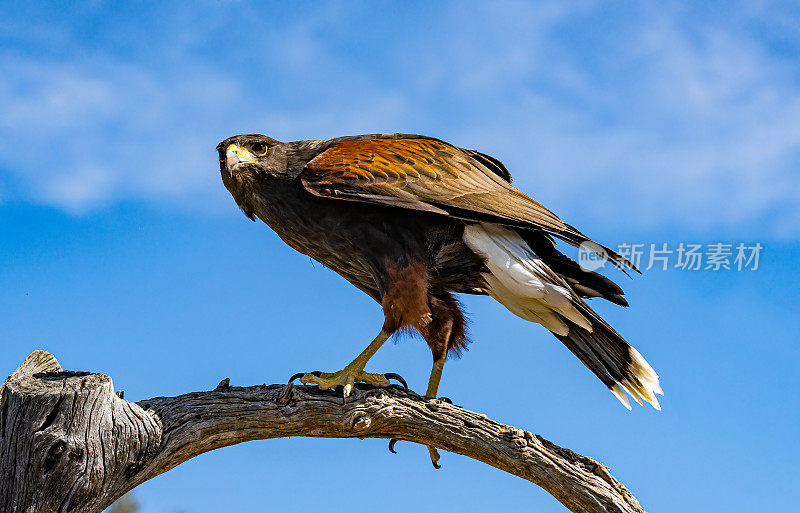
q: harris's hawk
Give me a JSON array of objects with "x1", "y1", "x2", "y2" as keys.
[{"x1": 218, "y1": 133, "x2": 662, "y2": 464}]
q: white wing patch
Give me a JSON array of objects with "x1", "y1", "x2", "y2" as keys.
[
  {"x1": 463, "y1": 222, "x2": 592, "y2": 335},
  {"x1": 463, "y1": 222, "x2": 663, "y2": 411}
]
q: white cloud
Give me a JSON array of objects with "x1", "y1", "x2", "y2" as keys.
[
  {"x1": 0, "y1": 0, "x2": 798, "y2": 238},
  {"x1": 39, "y1": 165, "x2": 116, "y2": 213},
  {"x1": 0, "y1": 53, "x2": 247, "y2": 211},
  {"x1": 428, "y1": 2, "x2": 800, "y2": 237},
  {"x1": 0, "y1": 4, "x2": 410, "y2": 212}
]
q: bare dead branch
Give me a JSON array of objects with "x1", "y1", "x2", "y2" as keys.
[{"x1": 0, "y1": 351, "x2": 645, "y2": 513}]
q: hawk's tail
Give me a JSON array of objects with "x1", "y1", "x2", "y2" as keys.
[
  {"x1": 463, "y1": 222, "x2": 662, "y2": 410},
  {"x1": 553, "y1": 310, "x2": 662, "y2": 410}
]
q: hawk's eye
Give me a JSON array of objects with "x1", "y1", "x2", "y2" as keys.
[{"x1": 251, "y1": 142, "x2": 267, "y2": 156}]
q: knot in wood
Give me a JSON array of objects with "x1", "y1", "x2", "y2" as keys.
[{"x1": 346, "y1": 410, "x2": 373, "y2": 432}]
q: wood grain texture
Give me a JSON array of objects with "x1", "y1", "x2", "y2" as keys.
[{"x1": 0, "y1": 351, "x2": 646, "y2": 513}]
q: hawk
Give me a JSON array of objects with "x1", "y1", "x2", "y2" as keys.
[{"x1": 218, "y1": 133, "x2": 662, "y2": 463}]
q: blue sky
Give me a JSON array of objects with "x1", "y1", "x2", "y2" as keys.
[{"x1": 1, "y1": 1, "x2": 798, "y2": 512}]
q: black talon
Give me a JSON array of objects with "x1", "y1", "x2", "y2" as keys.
[
  {"x1": 288, "y1": 371, "x2": 322, "y2": 384},
  {"x1": 429, "y1": 446, "x2": 442, "y2": 469},
  {"x1": 384, "y1": 373, "x2": 408, "y2": 391},
  {"x1": 388, "y1": 438, "x2": 399, "y2": 454}
]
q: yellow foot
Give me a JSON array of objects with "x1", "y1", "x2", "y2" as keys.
[
  {"x1": 289, "y1": 370, "x2": 407, "y2": 398},
  {"x1": 301, "y1": 369, "x2": 388, "y2": 397}
]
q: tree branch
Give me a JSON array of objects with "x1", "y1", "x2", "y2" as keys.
[{"x1": 0, "y1": 351, "x2": 646, "y2": 513}]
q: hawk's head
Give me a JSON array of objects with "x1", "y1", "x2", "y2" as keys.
[
  {"x1": 217, "y1": 134, "x2": 283, "y2": 177},
  {"x1": 217, "y1": 134, "x2": 284, "y2": 220}
]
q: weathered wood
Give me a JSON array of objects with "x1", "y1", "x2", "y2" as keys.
[{"x1": 0, "y1": 351, "x2": 646, "y2": 513}]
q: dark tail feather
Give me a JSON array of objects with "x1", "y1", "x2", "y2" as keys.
[{"x1": 554, "y1": 312, "x2": 662, "y2": 410}]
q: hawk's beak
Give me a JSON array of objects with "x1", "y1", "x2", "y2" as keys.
[{"x1": 226, "y1": 144, "x2": 257, "y2": 175}]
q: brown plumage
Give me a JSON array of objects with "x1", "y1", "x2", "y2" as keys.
[{"x1": 217, "y1": 133, "x2": 662, "y2": 419}]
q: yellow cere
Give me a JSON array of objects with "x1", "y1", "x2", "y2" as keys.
[{"x1": 227, "y1": 144, "x2": 257, "y2": 164}]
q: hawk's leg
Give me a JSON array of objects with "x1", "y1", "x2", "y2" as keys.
[
  {"x1": 418, "y1": 290, "x2": 466, "y2": 469},
  {"x1": 298, "y1": 329, "x2": 396, "y2": 398},
  {"x1": 425, "y1": 352, "x2": 448, "y2": 468},
  {"x1": 426, "y1": 353, "x2": 447, "y2": 398}
]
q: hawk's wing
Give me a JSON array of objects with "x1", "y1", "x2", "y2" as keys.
[{"x1": 300, "y1": 135, "x2": 636, "y2": 272}]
